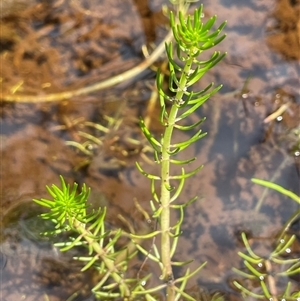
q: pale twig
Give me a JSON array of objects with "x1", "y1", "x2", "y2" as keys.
[
  {"x1": 0, "y1": 31, "x2": 173, "y2": 103},
  {"x1": 264, "y1": 102, "x2": 291, "y2": 123}
]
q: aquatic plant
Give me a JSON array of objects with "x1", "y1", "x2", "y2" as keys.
[
  {"x1": 34, "y1": 2, "x2": 226, "y2": 300},
  {"x1": 233, "y1": 179, "x2": 300, "y2": 300}
]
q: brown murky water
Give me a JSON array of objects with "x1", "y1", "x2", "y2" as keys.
[{"x1": 1, "y1": 0, "x2": 299, "y2": 300}]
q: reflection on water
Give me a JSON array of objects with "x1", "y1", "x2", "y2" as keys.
[
  {"x1": 0, "y1": 200, "x2": 95, "y2": 301},
  {"x1": 0, "y1": 251, "x2": 7, "y2": 269}
]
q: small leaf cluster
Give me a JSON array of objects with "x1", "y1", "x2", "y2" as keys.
[
  {"x1": 33, "y1": 176, "x2": 91, "y2": 234},
  {"x1": 34, "y1": 177, "x2": 146, "y2": 299},
  {"x1": 171, "y1": 5, "x2": 226, "y2": 56}
]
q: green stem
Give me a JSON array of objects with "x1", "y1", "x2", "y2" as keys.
[
  {"x1": 160, "y1": 104, "x2": 178, "y2": 274},
  {"x1": 160, "y1": 56, "x2": 193, "y2": 299},
  {"x1": 73, "y1": 219, "x2": 131, "y2": 299}
]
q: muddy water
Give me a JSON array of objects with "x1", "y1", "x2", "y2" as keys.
[{"x1": 1, "y1": 0, "x2": 299, "y2": 300}]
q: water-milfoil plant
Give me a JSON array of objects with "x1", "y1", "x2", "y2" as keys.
[
  {"x1": 34, "y1": 3, "x2": 226, "y2": 300},
  {"x1": 135, "y1": 3, "x2": 226, "y2": 299}
]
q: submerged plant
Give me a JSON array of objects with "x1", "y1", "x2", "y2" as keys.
[
  {"x1": 233, "y1": 179, "x2": 300, "y2": 300},
  {"x1": 34, "y1": 2, "x2": 226, "y2": 300},
  {"x1": 233, "y1": 232, "x2": 300, "y2": 300}
]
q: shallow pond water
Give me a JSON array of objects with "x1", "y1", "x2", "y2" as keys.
[{"x1": 1, "y1": 0, "x2": 299, "y2": 300}]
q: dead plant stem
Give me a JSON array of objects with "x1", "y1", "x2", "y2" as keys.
[{"x1": 1, "y1": 31, "x2": 172, "y2": 103}]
